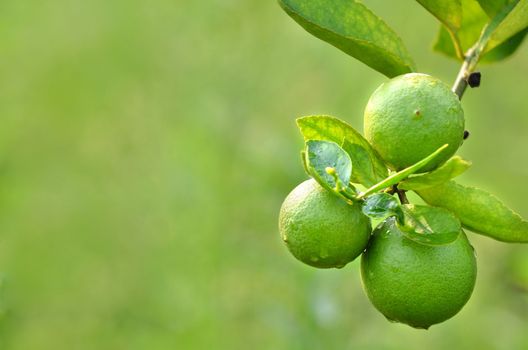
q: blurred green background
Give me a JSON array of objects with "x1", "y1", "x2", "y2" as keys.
[{"x1": 0, "y1": 0, "x2": 527, "y2": 349}]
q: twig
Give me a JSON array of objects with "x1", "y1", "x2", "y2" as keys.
[
  {"x1": 395, "y1": 186, "x2": 409, "y2": 204},
  {"x1": 452, "y1": 47, "x2": 483, "y2": 99}
]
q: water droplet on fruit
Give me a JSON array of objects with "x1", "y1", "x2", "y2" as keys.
[{"x1": 310, "y1": 256, "x2": 319, "y2": 262}]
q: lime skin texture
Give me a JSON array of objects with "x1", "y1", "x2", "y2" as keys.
[
  {"x1": 361, "y1": 218, "x2": 477, "y2": 329},
  {"x1": 364, "y1": 73, "x2": 465, "y2": 172},
  {"x1": 279, "y1": 179, "x2": 372, "y2": 269}
]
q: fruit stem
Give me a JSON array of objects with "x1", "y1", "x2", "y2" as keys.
[
  {"x1": 358, "y1": 144, "x2": 449, "y2": 199},
  {"x1": 338, "y1": 188, "x2": 358, "y2": 202},
  {"x1": 397, "y1": 190, "x2": 409, "y2": 205},
  {"x1": 395, "y1": 185, "x2": 409, "y2": 204}
]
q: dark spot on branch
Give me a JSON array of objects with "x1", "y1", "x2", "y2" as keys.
[{"x1": 468, "y1": 72, "x2": 481, "y2": 88}]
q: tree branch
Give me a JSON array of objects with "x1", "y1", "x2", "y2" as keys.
[
  {"x1": 393, "y1": 185, "x2": 409, "y2": 204},
  {"x1": 452, "y1": 47, "x2": 482, "y2": 99}
]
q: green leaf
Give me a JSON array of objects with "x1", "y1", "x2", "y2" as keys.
[
  {"x1": 432, "y1": 0, "x2": 527, "y2": 61},
  {"x1": 297, "y1": 115, "x2": 388, "y2": 187},
  {"x1": 480, "y1": 27, "x2": 528, "y2": 62},
  {"x1": 399, "y1": 156, "x2": 472, "y2": 191},
  {"x1": 278, "y1": 0, "x2": 416, "y2": 77},
  {"x1": 477, "y1": 0, "x2": 515, "y2": 17},
  {"x1": 305, "y1": 140, "x2": 352, "y2": 192},
  {"x1": 417, "y1": 181, "x2": 528, "y2": 242},
  {"x1": 341, "y1": 140, "x2": 383, "y2": 187},
  {"x1": 433, "y1": 26, "x2": 459, "y2": 58},
  {"x1": 397, "y1": 204, "x2": 461, "y2": 245},
  {"x1": 300, "y1": 150, "x2": 310, "y2": 175},
  {"x1": 434, "y1": 23, "x2": 527, "y2": 61},
  {"x1": 417, "y1": 0, "x2": 464, "y2": 56},
  {"x1": 359, "y1": 144, "x2": 449, "y2": 199},
  {"x1": 362, "y1": 193, "x2": 404, "y2": 223},
  {"x1": 417, "y1": 0, "x2": 463, "y2": 31},
  {"x1": 433, "y1": 0, "x2": 489, "y2": 60},
  {"x1": 485, "y1": 0, "x2": 528, "y2": 51}
]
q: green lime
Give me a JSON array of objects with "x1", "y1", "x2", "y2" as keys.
[
  {"x1": 279, "y1": 179, "x2": 371, "y2": 269},
  {"x1": 364, "y1": 73, "x2": 465, "y2": 172},
  {"x1": 360, "y1": 218, "x2": 477, "y2": 329}
]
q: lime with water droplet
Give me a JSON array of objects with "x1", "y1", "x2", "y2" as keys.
[{"x1": 279, "y1": 179, "x2": 372, "y2": 269}]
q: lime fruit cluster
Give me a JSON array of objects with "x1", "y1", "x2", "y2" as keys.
[
  {"x1": 279, "y1": 179, "x2": 371, "y2": 268},
  {"x1": 364, "y1": 73, "x2": 465, "y2": 172},
  {"x1": 279, "y1": 73, "x2": 477, "y2": 329}
]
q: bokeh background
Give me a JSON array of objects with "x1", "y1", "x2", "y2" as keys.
[{"x1": 0, "y1": 1, "x2": 527, "y2": 349}]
